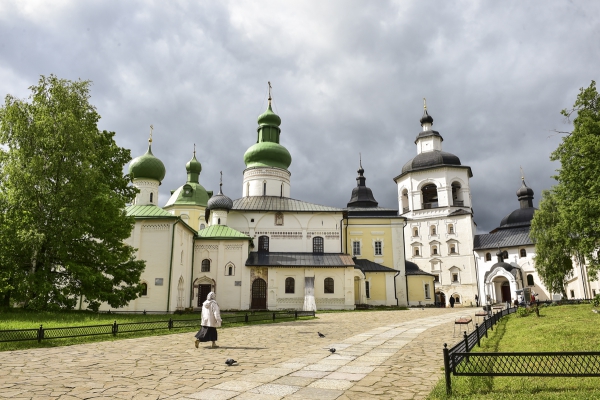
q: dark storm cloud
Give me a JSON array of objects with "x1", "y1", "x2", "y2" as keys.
[{"x1": 1, "y1": 0, "x2": 598, "y2": 233}]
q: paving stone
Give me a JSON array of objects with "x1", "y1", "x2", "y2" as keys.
[
  {"x1": 249, "y1": 383, "x2": 301, "y2": 396},
  {"x1": 286, "y1": 386, "x2": 345, "y2": 400},
  {"x1": 273, "y1": 375, "x2": 316, "y2": 386},
  {"x1": 211, "y1": 380, "x2": 263, "y2": 391},
  {"x1": 325, "y1": 372, "x2": 367, "y2": 381},
  {"x1": 185, "y1": 388, "x2": 239, "y2": 399},
  {"x1": 290, "y1": 370, "x2": 331, "y2": 379},
  {"x1": 309, "y1": 378, "x2": 354, "y2": 390}
]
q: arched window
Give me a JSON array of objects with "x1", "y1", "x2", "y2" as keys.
[
  {"x1": 199, "y1": 224, "x2": 205, "y2": 230},
  {"x1": 280, "y1": 183, "x2": 284, "y2": 197},
  {"x1": 431, "y1": 245, "x2": 438, "y2": 255},
  {"x1": 313, "y1": 237, "x2": 324, "y2": 254},
  {"x1": 449, "y1": 244, "x2": 457, "y2": 254},
  {"x1": 141, "y1": 282, "x2": 148, "y2": 296},
  {"x1": 448, "y1": 224, "x2": 454, "y2": 234},
  {"x1": 263, "y1": 181, "x2": 267, "y2": 196},
  {"x1": 414, "y1": 247, "x2": 420, "y2": 257},
  {"x1": 520, "y1": 249, "x2": 527, "y2": 258},
  {"x1": 485, "y1": 253, "x2": 491, "y2": 261},
  {"x1": 285, "y1": 277, "x2": 295, "y2": 293},
  {"x1": 150, "y1": 192, "x2": 154, "y2": 203},
  {"x1": 527, "y1": 274, "x2": 535, "y2": 286},
  {"x1": 246, "y1": 182, "x2": 250, "y2": 197},
  {"x1": 217, "y1": 217, "x2": 221, "y2": 225},
  {"x1": 453, "y1": 294, "x2": 461, "y2": 304},
  {"x1": 430, "y1": 225, "x2": 437, "y2": 235},
  {"x1": 413, "y1": 228, "x2": 419, "y2": 237},
  {"x1": 177, "y1": 276, "x2": 184, "y2": 309},
  {"x1": 401, "y1": 189, "x2": 409, "y2": 213},
  {"x1": 451, "y1": 182, "x2": 463, "y2": 206},
  {"x1": 225, "y1": 262, "x2": 235, "y2": 276},
  {"x1": 201, "y1": 259, "x2": 210, "y2": 272},
  {"x1": 421, "y1": 184, "x2": 438, "y2": 209},
  {"x1": 258, "y1": 236, "x2": 269, "y2": 252},
  {"x1": 324, "y1": 277, "x2": 334, "y2": 294}
]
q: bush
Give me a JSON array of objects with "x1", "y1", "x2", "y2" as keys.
[
  {"x1": 593, "y1": 294, "x2": 600, "y2": 307},
  {"x1": 517, "y1": 307, "x2": 530, "y2": 317}
]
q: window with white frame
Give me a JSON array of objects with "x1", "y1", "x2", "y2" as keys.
[
  {"x1": 570, "y1": 290, "x2": 575, "y2": 298},
  {"x1": 452, "y1": 273, "x2": 459, "y2": 283},
  {"x1": 352, "y1": 241, "x2": 361, "y2": 256},
  {"x1": 141, "y1": 282, "x2": 148, "y2": 296},
  {"x1": 413, "y1": 247, "x2": 420, "y2": 257},
  {"x1": 225, "y1": 262, "x2": 235, "y2": 276},
  {"x1": 448, "y1": 242, "x2": 458, "y2": 254},
  {"x1": 430, "y1": 225, "x2": 437, "y2": 235},
  {"x1": 431, "y1": 245, "x2": 438, "y2": 255},
  {"x1": 201, "y1": 259, "x2": 210, "y2": 272},
  {"x1": 448, "y1": 224, "x2": 454, "y2": 234},
  {"x1": 485, "y1": 252, "x2": 492, "y2": 261},
  {"x1": 374, "y1": 241, "x2": 382, "y2": 256},
  {"x1": 520, "y1": 248, "x2": 527, "y2": 258},
  {"x1": 424, "y1": 283, "x2": 431, "y2": 299},
  {"x1": 413, "y1": 227, "x2": 419, "y2": 237}
]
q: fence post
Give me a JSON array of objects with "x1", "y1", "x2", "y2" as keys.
[
  {"x1": 112, "y1": 321, "x2": 118, "y2": 336},
  {"x1": 245, "y1": 313, "x2": 248, "y2": 323},
  {"x1": 476, "y1": 323, "x2": 481, "y2": 347},
  {"x1": 443, "y1": 343, "x2": 452, "y2": 395},
  {"x1": 313, "y1": 310, "x2": 315, "y2": 317},
  {"x1": 295, "y1": 311, "x2": 298, "y2": 319},
  {"x1": 37, "y1": 325, "x2": 44, "y2": 343},
  {"x1": 484, "y1": 317, "x2": 488, "y2": 338},
  {"x1": 463, "y1": 331, "x2": 470, "y2": 363},
  {"x1": 168, "y1": 318, "x2": 173, "y2": 330},
  {"x1": 273, "y1": 312, "x2": 276, "y2": 321}
]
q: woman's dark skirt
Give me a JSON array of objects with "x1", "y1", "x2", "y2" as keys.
[{"x1": 195, "y1": 326, "x2": 218, "y2": 342}]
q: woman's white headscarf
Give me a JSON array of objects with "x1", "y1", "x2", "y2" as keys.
[{"x1": 206, "y1": 291, "x2": 216, "y2": 301}]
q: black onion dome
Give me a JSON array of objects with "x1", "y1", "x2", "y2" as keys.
[
  {"x1": 420, "y1": 109, "x2": 434, "y2": 125},
  {"x1": 401, "y1": 151, "x2": 462, "y2": 174},
  {"x1": 347, "y1": 160, "x2": 378, "y2": 208},
  {"x1": 517, "y1": 180, "x2": 534, "y2": 199},
  {"x1": 207, "y1": 188, "x2": 233, "y2": 211},
  {"x1": 492, "y1": 261, "x2": 514, "y2": 272}
]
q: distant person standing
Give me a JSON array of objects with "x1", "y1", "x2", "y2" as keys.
[
  {"x1": 475, "y1": 294, "x2": 479, "y2": 307},
  {"x1": 195, "y1": 292, "x2": 222, "y2": 348},
  {"x1": 449, "y1": 296, "x2": 455, "y2": 308}
]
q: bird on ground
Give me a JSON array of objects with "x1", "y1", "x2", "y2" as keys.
[
  {"x1": 329, "y1": 348, "x2": 336, "y2": 354},
  {"x1": 318, "y1": 332, "x2": 325, "y2": 338},
  {"x1": 225, "y1": 359, "x2": 237, "y2": 366}
]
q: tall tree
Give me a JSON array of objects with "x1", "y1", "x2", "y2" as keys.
[
  {"x1": 0, "y1": 75, "x2": 145, "y2": 310},
  {"x1": 531, "y1": 81, "x2": 600, "y2": 292}
]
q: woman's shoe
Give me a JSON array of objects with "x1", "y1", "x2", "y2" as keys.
[
  {"x1": 211, "y1": 344, "x2": 219, "y2": 348},
  {"x1": 195, "y1": 340, "x2": 200, "y2": 348}
]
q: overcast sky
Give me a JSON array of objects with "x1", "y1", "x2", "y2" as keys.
[{"x1": 1, "y1": 0, "x2": 598, "y2": 233}]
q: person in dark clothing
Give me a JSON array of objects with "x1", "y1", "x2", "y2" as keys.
[
  {"x1": 475, "y1": 294, "x2": 479, "y2": 307},
  {"x1": 449, "y1": 296, "x2": 455, "y2": 308}
]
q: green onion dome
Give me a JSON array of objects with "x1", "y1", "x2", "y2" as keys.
[
  {"x1": 243, "y1": 102, "x2": 292, "y2": 170},
  {"x1": 129, "y1": 143, "x2": 166, "y2": 183},
  {"x1": 186, "y1": 153, "x2": 202, "y2": 175}
]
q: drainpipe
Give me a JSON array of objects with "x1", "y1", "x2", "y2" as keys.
[
  {"x1": 166, "y1": 219, "x2": 181, "y2": 312},
  {"x1": 340, "y1": 218, "x2": 344, "y2": 253},
  {"x1": 189, "y1": 234, "x2": 196, "y2": 308},
  {"x1": 394, "y1": 270, "x2": 400, "y2": 306},
  {"x1": 403, "y1": 219, "x2": 409, "y2": 306}
]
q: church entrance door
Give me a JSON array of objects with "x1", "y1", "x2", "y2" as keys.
[
  {"x1": 501, "y1": 283, "x2": 511, "y2": 303},
  {"x1": 251, "y1": 278, "x2": 267, "y2": 309},
  {"x1": 437, "y1": 292, "x2": 446, "y2": 307},
  {"x1": 198, "y1": 284, "x2": 212, "y2": 307}
]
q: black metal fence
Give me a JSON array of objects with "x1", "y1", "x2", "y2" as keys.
[
  {"x1": 0, "y1": 310, "x2": 315, "y2": 344},
  {"x1": 442, "y1": 307, "x2": 600, "y2": 394}
]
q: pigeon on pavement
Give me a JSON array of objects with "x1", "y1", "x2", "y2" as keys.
[
  {"x1": 318, "y1": 332, "x2": 325, "y2": 338},
  {"x1": 329, "y1": 348, "x2": 336, "y2": 354},
  {"x1": 225, "y1": 359, "x2": 237, "y2": 366}
]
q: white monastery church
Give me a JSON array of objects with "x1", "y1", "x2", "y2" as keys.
[{"x1": 99, "y1": 92, "x2": 598, "y2": 312}]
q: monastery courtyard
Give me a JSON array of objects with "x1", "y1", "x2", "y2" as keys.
[{"x1": 1, "y1": 308, "x2": 472, "y2": 400}]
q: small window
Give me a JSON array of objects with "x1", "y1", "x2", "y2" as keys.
[
  {"x1": 593, "y1": 289, "x2": 597, "y2": 297},
  {"x1": 259, "y1": 236, "x2": 269, "y2": 252},
  {"x1": 313, "y1": 237, "x2": 324, "y2": 254},
  {"x1": 448, "y1": 224, "x2": 454, "y2": 234},
  {"x1": 225, "y1": 263, "x2": 235, "y2": 276},
  {"x1": 453, "y1": 294, "x2": 461, "y2": 304},
  {"x1": 452, "y1": 273, "x2": 459, "y2": 283},
  {"x1": 285, "y1": 277, "x2": 295, "y2": 293},
  {"x1": 199, "y1": 224, "x2": 205, "y2": 230},
  {"x1": 246, "y1": 182, "x2": 250, "y2": 197},
  {"x1": 431, "y1": 226, "x2": 436, "y2": 235},
  {"x1": 414, "y1": 247, "x2": 420, "y2": 257},
  {"x1": 432, "y1": 246, "x2": 438, "y2": 255},
  {"x1": 485, "y1": 253, "x2": 492, "y2": 261},
  {"x1": 352, "y1": 241, "x2": 361, "y2": 256},
  {"x1": 141, "y1": 282, "x2": 148, "y2": 296},
  {"x1": 374, "y1": 241, "x2": 382, "y2": 256},
  {"x1": 263, "y1": 181, "x2": 266, "y2": 196},
  {"x1": 150, "y1": 192, "x2": 153, "y2": 203},
  {"x1": 201, "y1": 259, "x2": 210, "y2": 272},
  {"x1": 520, "y1": 249, "x2": 527, "y2": 258},
  {"x1": 527, "y1": 274, "x2": 534, "y2": 286},
  {"x1": 324, "y1": 278, "x2": 334, "y2": 294},
  {"x1": 365, "y1": 281, "x2": 370, "y2": 299},
  {"x1": 424, "y1": 283, "x2": 430, "y2": 299},
  {"x1": 570, "y1": 290, "x2": 575, "y2": 298},
  {"x1": 413, "y1": 228, "x2": 419, "y2": 237},
  {"x1": 450, "y1": 245, "x2": 456, "y2": 254},
  {"x1": 180, "y1": 250, "x2": 184, "y2": 265}
]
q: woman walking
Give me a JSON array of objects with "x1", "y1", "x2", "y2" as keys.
[{"x1": 195, "y1": 292, "x2": 222, "y2": 348}]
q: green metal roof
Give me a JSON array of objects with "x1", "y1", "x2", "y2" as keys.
[
  {"x1": 232, "y1": 196, "x2": 343, "y2": 212},
  {"x1": 196, "y1": 225, "x2": 251, "y2": 240},
  {"x1": 126, "y1": 204, "x2": 176, "y2": 218},
  {"x1": 164, "y1": 182, "x2": 212, "y2": 208}
]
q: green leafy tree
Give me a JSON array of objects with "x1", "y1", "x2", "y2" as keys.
[
  {"x1": 0, "y1": 75, "x2": 145, "y2": 310},
  {"x1": 531, "y1": 81, "x2": 600, "y2": 293}
]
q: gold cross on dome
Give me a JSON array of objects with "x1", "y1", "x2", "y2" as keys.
[
  {"x1": 268, "y1": 81, "x2": 272, "y2": 100},
  {"x1": 423, "y1": 98, "x2": 427, "y2": 110},
  {"x1": 149, "y1": 124, "x2": 154, "y2": 143}
]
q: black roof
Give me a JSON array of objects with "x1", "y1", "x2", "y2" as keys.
[
  {"x1": 353, "y1": 258, "x2": 397, "y2": 273},
  {"x1": 346, "y1": 207, "x2": 400, "y2": 217},
  {"x1": 499, "y1": 207, "x2": 536, "y2": 228},
  {"x1": 395, "y1": 151, "x2": 473, "y2": 181},
  {"x1": 474, "y1": 226, "x2": 533, "y2": 250},
  {"x1": 245, "y1": 252, "x2": 354, "y2": 267},
  {"x1": 405, "y1": 260, "x2": 435, "y2": 276},
  {"x1": 347, "y1": 161, "x2": 379, "y2": 208}
]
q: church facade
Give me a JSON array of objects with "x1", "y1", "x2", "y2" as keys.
[{"x1": 97, "y1": 91, "x2": 597, "y2": 313}]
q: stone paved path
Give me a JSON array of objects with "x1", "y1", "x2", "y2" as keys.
[{"x1": 0, "y1": 308, "x2": 476, "y2": 399}]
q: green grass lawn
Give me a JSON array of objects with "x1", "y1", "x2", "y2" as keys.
[
  {"x1": 427, "y1": 304, "x2": 600, "y2": 400},
  {"x1": 0, "y1": 308, "x2": 313, "y2": 351}
]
